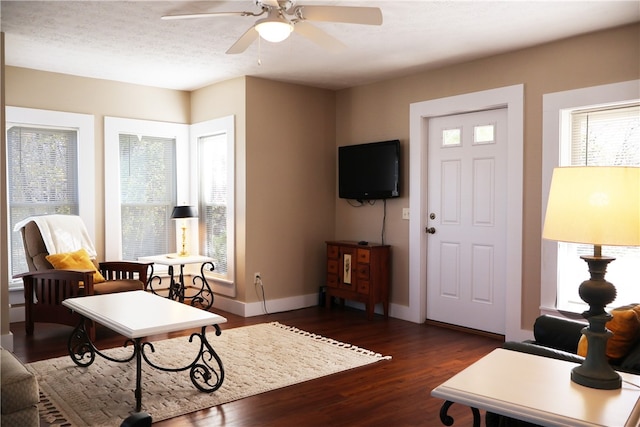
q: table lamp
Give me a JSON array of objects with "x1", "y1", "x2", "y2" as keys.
[
  {"x1": 542, "y1": 166, "x2": 640, "y2": 389},
  {"x1": 171, "y1": 205, "x2": 198, "y2": 257}
]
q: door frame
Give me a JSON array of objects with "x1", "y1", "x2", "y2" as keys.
[{"x1": 408, "y1": 84, "x2": 527, "y2": 341}]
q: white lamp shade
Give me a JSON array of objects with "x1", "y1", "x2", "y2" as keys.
[
  {"x1": 255, "y1": 18, "x2": 293, "y2": 42},
  {"x1": 542, "y1": 166, "x2": 640, "y2": 246}
]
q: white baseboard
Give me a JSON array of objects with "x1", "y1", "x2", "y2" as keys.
[
  {"x1": 1, "y1": 332, "x2": 14, "y2": 351},
  {"x1": 212, "y1": 292, "x2": 320, "y2": 317},
  {"x1": 342, "y1": 300, "x2": 417, "y2": 323},
  {"x1": 8, "y1": 286, "x2": 26, "y2": 323},
  {"x1": 10, "y1": 305, "x2": 25, "y2": 323}
]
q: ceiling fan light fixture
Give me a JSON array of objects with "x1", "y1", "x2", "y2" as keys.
[{"x1": 255, "y1": 17, "x2": 293, "y2": 43}]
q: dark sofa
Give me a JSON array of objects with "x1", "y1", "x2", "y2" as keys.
[
  {"x1": 486, "y1": 313, "x2": 640, "y2": 427},
  {"x1": 504, "y1": 314, "x2": 640, "y2": 374}
]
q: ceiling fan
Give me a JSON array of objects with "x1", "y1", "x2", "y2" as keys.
[{"x1": 161, "y1": 0, "x2": 383, "y2": 54}]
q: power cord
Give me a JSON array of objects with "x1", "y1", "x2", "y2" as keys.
[
  {"x1": 623, "y1": 379, "x2": 640, "y2": 388},
  {"x1": 254, "y1": 274, "x2": 270, "y2": 315},
  {"x1": 381, "y1": 198, "x2": 387, "y2": 245}
]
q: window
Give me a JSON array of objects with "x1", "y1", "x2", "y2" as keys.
[
  {"x1": 104, "y1": 117, "x2": 189, "y2": 261},
  {"x1": 105, "y1": 115, "x2": 235, "y2": 296},
  {"x1": 557, "y1": 104, "x2": 639, "y2": 311},
  {"x1": 542, "y1": 81, "x2": 640, "y2": 314},
  {"x1": 5, "y1": 107, "x2": 94, "y2": 286},
  {"x1": 199, "y1": 134, "x2": 229, "y2": 274},
  {"x1": 191, "y1": 116, "x2": 235, "y2": 294},
  {"x1": 119, "y1": 134, "x2": 176, "y2": 260}
]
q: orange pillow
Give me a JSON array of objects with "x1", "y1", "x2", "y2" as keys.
[
  {"x1": 578, "y1": 306, "x2": 640, "y2": 361},
  {"x1": 46, "y1": 248, "x2": 106, "y2": 283}
]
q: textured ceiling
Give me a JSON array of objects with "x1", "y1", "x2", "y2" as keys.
[{"x1": 1, "y1": 1, "x2": 638, "y2": 91}]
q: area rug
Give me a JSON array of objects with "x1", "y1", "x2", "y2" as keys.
[{"x1": 26, "y1": 322, "x2": 391, "y2": 426}]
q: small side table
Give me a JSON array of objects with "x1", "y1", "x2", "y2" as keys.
[
  {"x1": 138, "y1": 254, "x2": 215, "y2": 310},
  {"x1": 432, "y1": 348, "x2": 640, "y2": 427}
]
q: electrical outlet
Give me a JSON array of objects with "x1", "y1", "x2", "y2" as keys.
[
  {"x1": 254, "y1": 272, "x2": 261, "y2": 285},
  {"x1": 402, "y1": 208, "x2": 410, "y2": 220}
]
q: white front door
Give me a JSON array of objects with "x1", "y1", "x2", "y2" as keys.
[{"x1": 426, "y1": 108, "x2": 508, "y2": 334}]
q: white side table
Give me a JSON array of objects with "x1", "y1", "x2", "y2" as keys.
[
  {"x1": 432, "y1": 348, "x2": 640, "y2": 427},
  {"x1": 138, "y1": 254, "x2": 215, "y2": 310}
]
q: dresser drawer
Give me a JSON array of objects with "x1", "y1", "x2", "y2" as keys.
[
  {"x1": 327, "y1": 274, "x2": 339, "y2": 288},
  {"x1": 327, "y1": 259, "x2": 339, "y2": 275},
  {"x1": 357, "y1": 249, "x2": 370, "y2": 264},
  {"x1": 357, "y1": 280, "x2": 370, "y2": 294},
  {"x1": 356, "y1": 264, "x2": 370, "y2": 279},
  {"x1": 327, "y1": 245, "x2": 339, "y2": 259}
]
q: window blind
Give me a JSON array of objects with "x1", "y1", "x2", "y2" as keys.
[
  {"x1": 7, "y1": 125, "x2": 79, "y2": 276},
  {"x1": 570, "y1": 104, "x2": 640, "y2": 166},
  {"x1": 199, "y1": 133, "x2": 228, "y2": 275},
  {"x1": 119, "y1": 133, "x2": 176, "y2": 260}
]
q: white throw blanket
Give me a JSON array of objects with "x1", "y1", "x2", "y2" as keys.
[{"x1": 14, "y1": 214, "x2": 97, "y2": 258}]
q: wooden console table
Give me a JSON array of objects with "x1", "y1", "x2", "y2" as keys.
[
  {"x1": 432, "y1": 348, "x2": 640, "y2": 427},
  {"x1": 325, "y1": 241, "x2": 390, "y2": 319}
]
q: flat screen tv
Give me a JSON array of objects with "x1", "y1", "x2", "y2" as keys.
[{"x1": 338, "y1": 139, "x2": 400, "y2": 200}]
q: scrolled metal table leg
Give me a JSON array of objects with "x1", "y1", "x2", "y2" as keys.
[
  {"x1": 67, "y1": 318, "x2": 95, "y2": 367},
  {"x1": 439, "y1": 400, "x2": 480, "y2": 427},
  {"x1": 471, "y1": 407, "x2": 480, "y2": 427},
  {"x1": 134, "y1": 338, "x2": 143, "y2": 412},
  {"x1": 146, "y1": 264, "x2": 164, "y2": 296},
  {"x1": 189, "y1": 261, "x2": 215, "y2": 310},
  {"x1": 167, "y1": 265, "x2": 181, "y2": 302},
  {"x1": 68, "y1": 316, "x2": 136, "y2": 367},
  {"x1": 140, "y1": 325, "x2": 224, "y2": 393}
]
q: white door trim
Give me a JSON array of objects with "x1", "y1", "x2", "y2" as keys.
[{"x1": 409, "y1": 84, "x2": 528, "y2": 341}]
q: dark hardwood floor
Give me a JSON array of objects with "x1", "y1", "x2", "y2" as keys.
[{"x1": 10, "y1": 304, "x2": 503, "y2": 427}]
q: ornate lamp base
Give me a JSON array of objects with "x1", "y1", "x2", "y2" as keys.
[
  {"x1": 571, "y1": 313, "x2": 621, "y2": 389},
  {"x1": 571, "y1": 255, "x2": 621, "y2": 390}
]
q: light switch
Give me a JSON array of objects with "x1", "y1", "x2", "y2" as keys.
[{"x1": 402, "y1": 208, "x2": 410, "y2": 220}]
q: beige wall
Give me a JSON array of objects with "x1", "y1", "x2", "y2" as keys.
[
  {"x1": 334, "y1": 23, "x2": 640, "y2": 329},
  {"x1": 191, "y1": 76, "x2": 336, "y2": 303},
  {"x1": 244, "y1": 77, "x2": 336, "y2": 302},
  {"x1": 4, "y1": 67, "x2": 191, "y2": 259},
  {"x1": 191, "y1": 77, "x2": 249, "y2": 300}
]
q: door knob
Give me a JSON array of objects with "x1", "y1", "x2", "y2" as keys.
[{"x1": 426, "y1": 227, "x2": 436, "y2": 234}]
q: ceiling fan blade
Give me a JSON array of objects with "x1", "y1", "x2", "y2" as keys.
[
  {"x1": 294, "y1": 6, "x2": 383, "y2": 25},
  {"x1": 161, "y1": 11, "x2": 250, "y2": 20},
  {"x1": 226, "y1": 27, "x2": 259, "y2": 54},
  {"x1": 293, "y1": 21, "x2": 346, "y2": 53}
]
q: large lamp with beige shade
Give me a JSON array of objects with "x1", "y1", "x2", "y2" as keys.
[{"x1": 542, "y1": 166, "x2": 640, "y2": 389}]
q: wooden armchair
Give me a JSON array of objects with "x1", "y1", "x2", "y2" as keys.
[{"x1": 16, "y1": 217, "x2": 151, "y2": 337}]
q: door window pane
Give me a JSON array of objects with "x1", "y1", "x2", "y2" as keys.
[
  {"x1": 474, "y1": 124, "x2": 495, "y2": 144},
  {"x1": 442, "y1": 128, "x2": 461, "y2": 147}
]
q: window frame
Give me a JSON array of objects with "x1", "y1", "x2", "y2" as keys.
[
  {"x1": 104, "y1": 117, "x2": 189, "y2": 260},
  {"x1": 541, "y1": 80, "x2": 640, "y2": 316},
  {"x1": 6, "y1": 106, "x2": 95, "y2": 287},
  {"x1": 190, "y1": 115, "x2": 236, "y2": 297}
]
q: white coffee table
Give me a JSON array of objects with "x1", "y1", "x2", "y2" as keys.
[
  {"x1": 432, "y1": 348, "x2": 640, "y2": 427},
  {"x1": 138, "y1": 254, "x2": 215, "y2": 310},
  {"x1": 63, "y1": 291, "x2": 227, "y2": 412}
]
